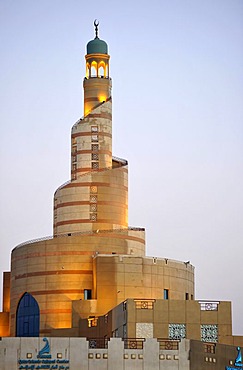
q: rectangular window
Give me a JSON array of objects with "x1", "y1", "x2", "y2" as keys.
[
  {"x1": 135, "y1": 300, "x2": 154, "y2": 309},
  {"x1": 90, "y1": 213, "x2": 97, "y2": 221},
  {"x1": 84, "y1": 289, "x2": 92, "y2": 300},
  {"x1": 201, "y1": 324, "x2": 218, "y2": 343},
  {"x1": 88, "y1": 317, "x2": 98, "y2": 327},
  {"x1": 185, "y1": 293, "x2": 189, "y2": 300},
  {"x1": 90, "y1": 195, "x2": 97, "y2": 203},
  {"x1": 91, "y1": 126, "x2": 98, "y2": 133},
  {"x1": 90, "y1": 204, "x2": 97, "y2": 212},
  {"x1": 91, "y1": 162, "x2": 99, "y2": 169},
  {"x1": 91, "y1": 144, "x2": 99, "y2": 152},
  {"x1": 92, "y1": 153, "x2": 99, "y2": 161},
  {"x1": 164, "y1": 289, "x2": 169, "y2": 300},
  {"x1": 169, "y1": 324, "x2": 186, "y2": 340},
  {"x1": 91, "y1": 134, "x2": 98, "y2": 142}
]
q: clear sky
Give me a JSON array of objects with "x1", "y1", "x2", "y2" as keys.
[{"x1": 0, "y1": 0, "x2": 242, "y2": 334}]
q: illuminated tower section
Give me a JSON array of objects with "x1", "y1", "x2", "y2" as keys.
[
  {"x1": 84, "y1": 20, "x2": 111, "y2": 116},
  {"x1": 53, "y1": 22, "x2": 128, "y2": 235}
]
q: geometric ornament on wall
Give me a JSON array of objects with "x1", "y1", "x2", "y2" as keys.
[
  {"x1": 201, "y1": 324, "x2": 218, "y2": 343},
  {"x1": 169, "y1": 324, "x2": 186, "y2": 340}
]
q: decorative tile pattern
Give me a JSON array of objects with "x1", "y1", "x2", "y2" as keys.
[
  {"x1": 90, "y1": 186, "x2": 97, "y2": 193},
  {"x1": 92, "y1": 162, "x2": 99, "y2": 169},
  {"x1": 90, "y1": 195, "x2": 97, "y2": 203},
  {"x1": 136, "y1": 323, "x2": 153, "y2": 338},
  {"x1": 91, "y1": 144, "x2": 99, "y2": 152},
  {"x1": 92, "y1": 153, "x2": 99, "y2": 160},
  {"x1": 90, "y1": 213, "x2": 97, "y2": 221},
  {"x1": 90, "y1": 204, "x2": 97, "y2": 212},
  {"x1": 169, "y1": 324, "x2": 186, "y2": 340},
  {"x1": 201, "y1": 325, "x2": 218, "y2": 343}
]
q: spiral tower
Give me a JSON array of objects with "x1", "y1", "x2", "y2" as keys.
[{"x1": 8, "y1": 23, "x2": 194, "y2": 337}]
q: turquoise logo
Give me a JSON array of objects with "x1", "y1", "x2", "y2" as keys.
[
  {"x1": 18, "y1": 337, "x2": 70, "y2": 369},
  {"x1": 226, "y1": 347, "x2": 243, "y2": 370},
  {"x1": 37, "y1": 337, "x2": 51, "y2": 359}
]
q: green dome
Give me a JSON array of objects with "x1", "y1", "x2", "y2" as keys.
[{"x1": 87, "y1": 38, "x2": 108, "y2": 55}]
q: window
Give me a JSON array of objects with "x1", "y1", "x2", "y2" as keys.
[
  {"x1": 91, "y1": 126, "x2": 98, "y2": 133},
  {"x1": 92, "y1": 144, "x2": 99, "y2": 152},
  {"x1": 90, "y1": 195, "x2": 97, "y2": 203},
  {"x1": 88, "y1": 316, "x2": 98, "y2": 327},
  {"x1": 169, "y1": 324, "x2": 186, "y2": 340},
  {"x1": 135, "y1": 300, "x2": 154, "y2": 309},
  {"x1": 185, "y1": 293, "x2": 189, "y2": 300},
  {"x1": 84, "y1": 289, "x2": 92, "y2": 300},
  {"x1": 91, "y1": 64, "x2": 97, "y2": 77},
  {"x1": 164, "y1": 289, "x2": 169, "y2": 300},
  {"x1": 91, "y1": 134, "x2": 98, "y2": 142},
  {"x1": 201, "y1": 325, "x2": 218, "y2": 343},
  {"x1": 92, "y1": 153, "x2": 99, "y2": 161},
  {"x1": 90, "y1": 204, "x2": 97, "y2": 212},
  {"x1": 98, "y1": 65, "x2": 105, "y2": 77},
  {"x1": 204, "y1": 343, "x2": 216, "y2": 354},
  {"x1": 16, "y1": 293, "x2": 40, "y2": 337},
  {"x1": 91, "y1": 162, "x2": 99, "y2": 169},
  {"x1": 90, "y1": 213, "x2": 97, "y2": 221}
]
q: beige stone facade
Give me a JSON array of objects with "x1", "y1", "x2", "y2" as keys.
[
  {"x1": 0, "y1": 336, "x2": 242, "y2": 370},
  {"x1": 78, "y1": 299, "x2": 243, "y2": 346}
]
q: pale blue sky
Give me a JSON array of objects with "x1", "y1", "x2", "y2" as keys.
[{"x1": 0, "y1": 0, "x2": 243, "y2": 334}]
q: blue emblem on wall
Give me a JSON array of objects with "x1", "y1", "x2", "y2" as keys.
[
  {"x1": 226, "y1": 347, "x2": 243, "y2": 370},
  {"x1": 37, "y1": 337, "x2": 51, "y2": 359},
  {"x1": 235, "y1": 347, "x2": 243, "y2": 367}
]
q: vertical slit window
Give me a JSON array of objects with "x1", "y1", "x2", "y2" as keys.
[{"x1": 164, "y1": 289, "x2": 169, "y2": 300}]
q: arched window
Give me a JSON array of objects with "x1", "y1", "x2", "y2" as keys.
[
  {"x1": 16, "y1": 292, "x2": 40, "y2": 337},
  {"x1": 91, "y1": 61, "x2": 97, "y2": 77},
  {"x1": 98, "y1": 65, "x2": 105, "y2": 77}
]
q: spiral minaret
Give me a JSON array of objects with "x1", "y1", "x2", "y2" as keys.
[
  {"x1": 7, "y1": 23, "x2": 194, "y2": 337},
  {"x1": 53, "y1": 21, "x2": 128, "y2": 235}
]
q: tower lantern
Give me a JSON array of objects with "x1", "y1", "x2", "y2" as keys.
[{"x1": 83, "y1": 20, "x2": 112, "y2": 116}]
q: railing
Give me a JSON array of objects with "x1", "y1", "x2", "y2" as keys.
[
  {"x1": 157, "y1": 338, "x2": 180, "y2": 350},
  {"x1": 112, "y1": 156, "x2": 128, "y2": 165},
  {"x1": 12, "y1": 227, "x2": 145, "y2": 250},
  {"x1": 123, "y1": 338, "x2": 145, "y2": 349},
  {"x1": 72, "y1": 96, "x2": 112, "y2": 129},
  {"x1": 87, "y1": 338, "x2": 109, "y2": 349},
  {"x1": 199, "y1": 301, "x2": 219, "y2": 311},
  {"x1": 54, "y1": 155, "x2": 128, "y2": 195}
]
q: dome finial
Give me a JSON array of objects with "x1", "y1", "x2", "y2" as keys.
[{"x1": 94, "y1": 19, "x2": 99, "y2": 39}]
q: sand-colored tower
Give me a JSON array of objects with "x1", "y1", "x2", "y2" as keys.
[
  {"x1": 4, "y1": 23, "x2": 194, "y2": 337},
  {"x1": 53, "y1": 21, "x2": 128, "y2": 235}
]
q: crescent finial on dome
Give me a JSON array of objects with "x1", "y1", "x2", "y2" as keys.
[{"x1": 94, "y1": 19, "x2": 99, "y2": 39}]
